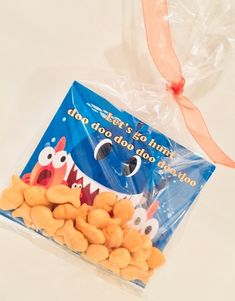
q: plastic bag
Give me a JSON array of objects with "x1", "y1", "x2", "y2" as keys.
[
  {"x1": 0, "y1": 0, "x2": 234, "y2": 289},
  {"x1": 0, "y1": 80, "x2": 215, "y2": 287},
  {"x1": 122, "y1": 0, "x2": 235, "y2": 98}
]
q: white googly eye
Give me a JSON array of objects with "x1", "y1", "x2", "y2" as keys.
[
  {"x1": 94, "y1": 139, "x2": 113, "y2": 160},
  {"x1": 140, "y1": 219, "x2": 159, "y2": 240},
  {"x1": 127, "y1": 207, "x2": 147, "y2": 230},
  {"x1": 123, "y1": 155, "x2": 141, "y2": 177},
  {"x1": 38, "y1": 147, "x2": 55, "y2": 166},
  {"x1": 72, "y1": 183, "x2": 82, "y2": 189},
  {"x1": 52, "y1": 151, "x2": 67, "y2": 168}
]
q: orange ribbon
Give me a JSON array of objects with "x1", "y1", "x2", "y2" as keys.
[{"x1": 142, "y1": 0, "x2": 235, "y2": 168}]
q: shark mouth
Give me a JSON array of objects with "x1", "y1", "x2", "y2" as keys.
[{"x1": 65, "y1": 159, "x2": 145, "y2": 207}]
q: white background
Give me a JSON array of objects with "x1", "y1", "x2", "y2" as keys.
[{"x1": 0, "y1": 1, "x2": 235, "y2": 301}]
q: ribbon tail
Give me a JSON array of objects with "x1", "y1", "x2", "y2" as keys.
[
  {"x1": 176, "y1": 95, "x2": 235, "y2": 168},
  {"x1": 142, "y1": 0, "x2": 183, "y2": 83},
  {"x1": 142, "y1": 0, "x2": 235, "y2": 168}
]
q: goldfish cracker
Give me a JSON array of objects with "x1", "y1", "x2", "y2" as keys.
[
  {"x1": 12, "y1": 202, "x2": 34, "y2": 228},
  {"x1": 103, "y1": 225, "x2": 123, "y2": 248},
  {"x1": 56, "y1": 220, "x2": 88, "y2": 252},
  {"x1": 86, "y1": 244, "x2": 109, "y2": 263},
  {"x1": 24, "y1": 186, "x2": 52, "y2": 207},
  {"x1": 53, "y1": 234, "x2": 65, "y2": 245},
  {"x1": 54, "y1": 203, "x2": 89, "y2": 222},
  {"x1": 76, "y1": 216, "x2": 105, "y2": 244},
  {"x1": 122, "y1": 228, "x2": 143, "y2": 253},
  {"x1": 53, "y1": 204, "x2": 81, "y2": 220},
  {"x1": 147, "y1": 247, "x2": 165, "y2": 269},
  {"x1": 120, "y1": 223, "x2": 129, "y2": 231},
  {"x1": 142, "y1": 235, "x2": 152, "y2": 250},
  {"x1": 88, "y1": 209, "x2": 120, "y2": 229},
  {"x1": 100, "y1": 260, "x2": 120, "y2": 275},
  {"x1": 109, "y1": 248, "x2": 131, "y2": 269},
  {"x1": 46, "y1": 185, "x2": 81, "y2": 208},
  {"x1": 130, "y1": 249, "x2": 151, "y2": 271},
  {"x1": 88, "y1": 209, "x2": 109, "y2": 229},
  {"x1": 120, "y1": 265, "x2": 154, "y2": 284},
  {"x1": 12, "y1": 175, "x2": 29, "y2": 192},
  {"x1": 0, "y1": 188, "x2": 24, "y2": 211},
  {"x1": 93, "y1": 192, "x2": 117, "y2": 212},
  {"x1": 76, "y1": 203, "x2": 90, "y2": 221},
  {"x1": 113, "y1": 199, "x2": 134, "y2": 224},
  {"x1": 31, "y1": 206, "x2": 64, "y2": 236}
]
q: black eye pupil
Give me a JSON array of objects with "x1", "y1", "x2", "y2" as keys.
[
  {"x1": 134, "y1": 217, "x2": 141, "y2": 225},
  {"x1": 96, "y1": 143, "x2": 112, "y2": 160},
  {"x1": 124, "y1": 157, "x2": 137, "y2": 176},
  {"x1": 47, "y1": 154, "x2": 52, "y2": 159},
  {"x1": 60, "y1": 156, "x2": 66, "y2": 163},
  {"x1": 145, "y1": 226, "x2": 152, "y2": 235}
]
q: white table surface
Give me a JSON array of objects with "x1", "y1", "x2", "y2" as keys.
[{"x1": 0, "y1": 1, "x2": 234, "y2": 301}]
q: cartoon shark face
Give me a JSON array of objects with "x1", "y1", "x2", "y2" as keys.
[{"x1": 69, "y1": 127, "x2": 165, "y2": 205}]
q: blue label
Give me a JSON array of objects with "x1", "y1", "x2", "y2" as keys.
[{"x1": 20, "y1": 81, "x2": 215, "y2": 249}]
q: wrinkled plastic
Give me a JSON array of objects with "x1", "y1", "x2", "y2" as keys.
[
  {"x1": 122, "y1": 0, "x2": 235, "y2": 98},
  {"x1": 0, "y1": 81, "x2": 215, "y2": 288},
  {"x1": 0, "y1": 0, "x2": 234, "y2": 290}
]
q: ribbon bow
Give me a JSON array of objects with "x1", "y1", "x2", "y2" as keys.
[{"x1": 142, "y1": 0, "x2": 235, "y2": 168}]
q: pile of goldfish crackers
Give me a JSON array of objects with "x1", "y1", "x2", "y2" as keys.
[{"x1": 0, "y1": 176, "x2": 165, "y2": 284}]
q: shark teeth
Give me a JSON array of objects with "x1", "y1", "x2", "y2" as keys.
[
  {"x1": 73, "y1": 164, "x2": 79, "y2": 171},
  {"x1": 82, "y1": 173, "x2": 91, "y2": 189},
  {"x1": 65, "y1": 159, "x2": 144, "y2": 206}
]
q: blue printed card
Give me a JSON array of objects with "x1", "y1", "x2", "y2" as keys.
[{"x1": 19, "y1": 81, "x2": 215, "y2": 249}]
